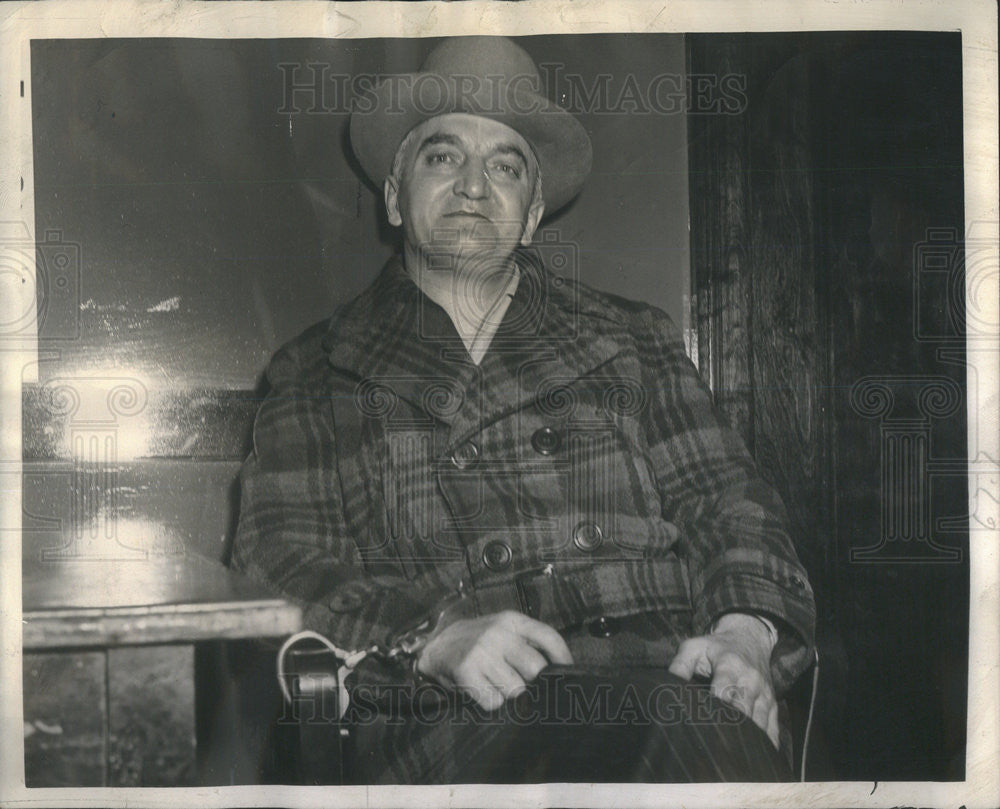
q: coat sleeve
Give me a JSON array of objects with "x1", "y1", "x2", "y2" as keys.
[
  {"x1": 230, "y1": 337, "x2": 438, "y2": 656},
  {"x1": 633, "y1": 306, "x2": 816, "y2": 693}
]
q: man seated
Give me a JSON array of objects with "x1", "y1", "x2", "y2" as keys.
[{"x1": 232, "y1": 36, "x2": 815, "y2": 784}]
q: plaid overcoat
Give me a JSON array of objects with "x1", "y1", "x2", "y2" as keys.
[{"x1": 232, "y1": 251, "x2": 816, "y2": 779}]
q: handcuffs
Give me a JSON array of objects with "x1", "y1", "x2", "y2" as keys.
[{"x1": 276, "y1": 584, "x2": 472, "y2": 718}]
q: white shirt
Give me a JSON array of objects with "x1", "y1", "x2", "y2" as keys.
[{"x1": 417, "y1": 264, "x2": 520, "y2": 365}]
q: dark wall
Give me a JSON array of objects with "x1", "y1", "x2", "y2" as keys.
[
  {"x1": 29, "y1": 35, "x2": 689, "y2": 391},
  {"x1": 688, "y1": 31, "x2": 968, "y2": 781}
]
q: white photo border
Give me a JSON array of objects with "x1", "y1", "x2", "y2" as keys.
[{"x1": 1, "y1": 1, "x2": 996, "y2": 807}]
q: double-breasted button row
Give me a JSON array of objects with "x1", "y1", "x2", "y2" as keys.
[
  {"x1": 451, "y1": 428, "x2": 561, "y2": 468},
  {"x1": 477, "y1": 524, "x2": 604, "y2": 573}
]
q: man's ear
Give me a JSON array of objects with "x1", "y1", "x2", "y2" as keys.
[
  {"x1": 384, "y1": 175, "x2": 402, "y2": 227},
  {"x1": 520, "y1": 198, "x2": 545, "y2": 246}
]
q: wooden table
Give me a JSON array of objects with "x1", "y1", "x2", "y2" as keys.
[{"x1": 22, "y1": 553, "x2": 302, "y2": 787}]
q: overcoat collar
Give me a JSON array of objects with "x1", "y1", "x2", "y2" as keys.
[{"x1": 322, "y1": 250, "x2": 630, "y2": 448}]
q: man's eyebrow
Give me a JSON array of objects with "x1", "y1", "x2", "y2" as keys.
[
  {"x1": 415, "y1": 133, "x2": 462, "y2": 154},
  {"x1": 414, "y1": 134, "x2": 529, "y2": 169},
  {"x1": 492, "y1": 143, "x2": 529, "y2": 168}
]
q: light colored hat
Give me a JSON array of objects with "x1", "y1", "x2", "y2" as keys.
[{"x1": 350, "y1": 36, "x2": 592, "y2": 215}]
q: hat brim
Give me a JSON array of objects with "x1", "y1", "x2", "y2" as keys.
[{"x1": 350, "y1": 73, "x2": 592, "y2": 216}]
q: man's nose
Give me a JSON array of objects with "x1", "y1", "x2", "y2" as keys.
[{"x1": 454, "y1": 159, "x2": 490, "y2": 200}]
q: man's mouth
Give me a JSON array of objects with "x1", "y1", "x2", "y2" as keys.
[{"x1": 444, "y1": 211, "x2": 490, "y2": 220}]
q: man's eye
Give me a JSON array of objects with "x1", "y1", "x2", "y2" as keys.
[
  {"x1": 426, "y1": 152, "x2": 456, "y2": 165},
  {"x1": 494, "y1": 162, "x2": 521, "y2": 178}
]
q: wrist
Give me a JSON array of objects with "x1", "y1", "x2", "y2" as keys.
[{"x1": 711, "y1": 612, "x2": 778, "y2": 654}]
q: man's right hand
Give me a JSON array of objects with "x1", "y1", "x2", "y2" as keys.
[{"x1": 414, "y1": 610, "x2": 573, "y2": 710}]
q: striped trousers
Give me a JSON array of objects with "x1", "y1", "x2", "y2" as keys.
[{"x1": 345, "y1": 666, "x2": 793, "y2": 783}]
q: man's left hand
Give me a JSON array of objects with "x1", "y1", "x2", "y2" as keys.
[{"x1": 668, "y1": 613, "x2": 779, "y2": 749}]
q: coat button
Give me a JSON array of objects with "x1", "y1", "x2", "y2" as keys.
[
  {"x1": 450, "y1": 440, "x2": 480, "y2": 470},
  {"x1": 482, "y1": 540, "x2": 513, "y2": 571},
  {"x1": 572, "y1": 521, "x2": 604, "y2": 552},
  {"x1": 530, "y1": 426, "x2": 561, "y2": 455},
  {"x1": 588, "y1": 616, "x2": 620, "y2": 638}
]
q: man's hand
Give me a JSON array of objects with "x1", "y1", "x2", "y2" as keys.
[
  {"x1": 668, "y1": 613, "x2": 780, "y2": 748},
  {"x1": 415, "y1": 610, "x2": 573, "y2": 711}
]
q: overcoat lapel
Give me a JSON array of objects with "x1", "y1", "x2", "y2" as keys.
[
  {"x1": 322, "y1": 256, "x2": 475, "y2": 426},
  {"x1": 322, "y1": 251, "x2": 632, "y2": 449},
  {"x1": 443, "y1": 249, "x2": 630, "y2": 450}
]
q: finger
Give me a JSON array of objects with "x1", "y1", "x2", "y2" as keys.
[
  {"x1": 751, "y1": 691, "x2": 772, "y2": 736},
  {"x1": 416, "y1": 652, "x2": 456, "y2": 689},
  {"x1": 481, "y1": 658, "x2": 528, "y2": 703},
  {"x1": 766, "y1": 701, "x2": 780, "y2": 750},
  {"x1": 711, "y1": 668, "x2": 753, "y2": 719},
  {"x1": 713, "y1": 652, "x2": 767, "y2": 710},
  {"x1": 668, "y1": 638, "x2": 710, "y2": 680},
  {"x1": 739, "y1": 668, "x2": 771, "y2": 727},
  {"x1": 503, "y1": 640, "x2": 550, "y2": 683},
  {"x1": 452, "y1": 667, "x2": 506, "y2": 711},
  {"x1": 509, "y1": 614, "x2": 574, "y2": 665}
]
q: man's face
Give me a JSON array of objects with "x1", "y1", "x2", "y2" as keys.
[{"x1": 384, "y1": 113, "x2": 544, "y2": 271}]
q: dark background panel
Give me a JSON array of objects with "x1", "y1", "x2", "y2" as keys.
[
  {"x1": 817, "y1": 32, "x2": 968, "y2": 781},
  {"x1": 31, "y1": 35, "x2": 691, "y2": 389},
  {"x1": 689, "y1": 31, "x2": 968, "y2": 781}
]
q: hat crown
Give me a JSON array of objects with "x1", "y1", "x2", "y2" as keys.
[
  {"x1": 350, "y1": 36, "x2": 592, "y2": 216},
  {"x1": 420, "y1": 36, "x2": 541, "y2": 84}
]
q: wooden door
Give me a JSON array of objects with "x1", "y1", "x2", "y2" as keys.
[{"x1": 687, "y1": 32, "x2": 968, "y2": 780}]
